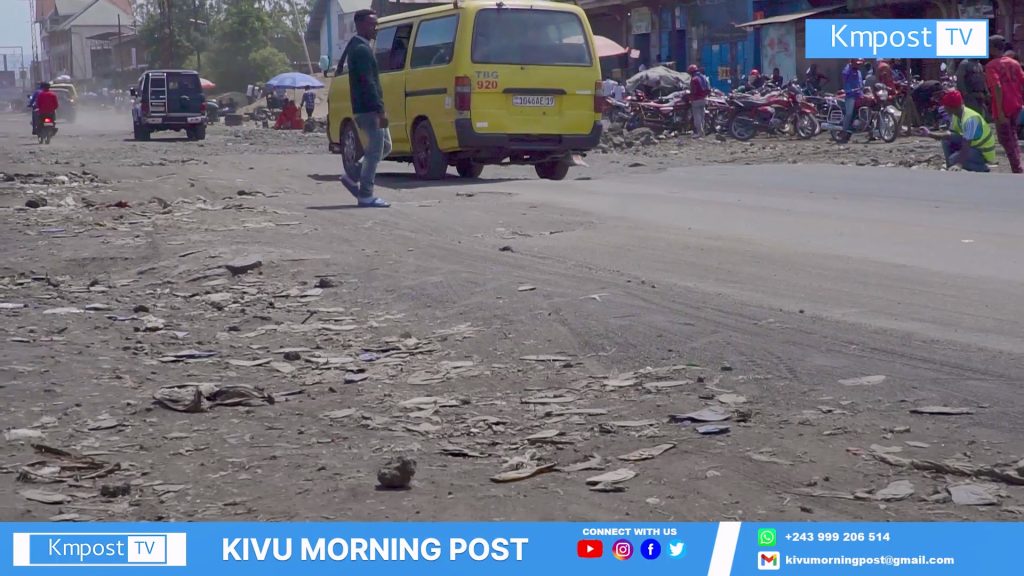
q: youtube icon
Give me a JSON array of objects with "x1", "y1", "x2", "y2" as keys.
[{"x1": 577, "y1": 540, "x2": 603, "y2": 559}]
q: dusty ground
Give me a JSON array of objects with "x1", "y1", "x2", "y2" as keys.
[{"x1": 1, "y1": 110, "x2": 1022, "y2": 523}]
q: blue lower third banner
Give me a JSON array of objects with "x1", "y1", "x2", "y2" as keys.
[
  {"x1": 806, "y1": 19, "x2": 989, "y2": 59},
  {"x1": 2, "y1": 522, "x2": 1021, "y2": 574}
]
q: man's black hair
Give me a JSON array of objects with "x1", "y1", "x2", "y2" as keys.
[{"x1": 354, "y1": 9, "x2": 376, "y2": 24}]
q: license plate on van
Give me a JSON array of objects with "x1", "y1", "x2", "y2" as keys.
[{"x1": 512, "y1": 95, "x2": 555, "y2": 107}]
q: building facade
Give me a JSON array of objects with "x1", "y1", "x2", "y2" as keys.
[{"x1": 36, "y1": 0, "x2": 134, "y2": 82}]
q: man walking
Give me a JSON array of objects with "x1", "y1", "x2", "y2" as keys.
[
  {"x1": 985, "y1": 34, "x2": 1024, "y2": 174},
  {"x1": 302, "y1": 86, "x2": 316, "y2": 120},
  {"x1": 957, "y1": 57, "x2": 989, "y2": 119},
  {"x1": 687, "y1": 64, "x2": 709, "y2": 138},
  {"x1": 339, "y1": 9, "x2": 391, "y2": 207}
]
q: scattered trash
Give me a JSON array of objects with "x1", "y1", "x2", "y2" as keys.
[
  {"x1": 521, "y1": 390, "x2": 578, "y2": 404},
  {"x1": 25, "y1": 197, "x2": 48, "y2": 209},
  {"x1": 517, "y1": 285, "x2": 536, "y2": 292},
  {"x1": 100, "y1": 483, "x2": 131, "y2": 498},
  {"x1": 226, "y1": 358, "x2": 273, "y2": 368},
  {"x1": 491, "y1": 454, "x2": 557, "y2": 483},
  {"x1": 585, "y1": 469, "x2": 637, "y2": 486},
  {"x1": 270, "y1": 362, "x2": 296, "y2": 374},
  {"x1": 670, "y1": 407, "x2": 731, "y2": 423},
  {"x1": 948, "y1": 483, "x2": 1002, "y2": 506},
  {"x1": 869, "y1": 444, "x2": 903, "y2": 454},
  {"x1": 20, "y1": 489, "x2": 71, "y2": 505},
  {"x1": 868, "y1": 451, "x2": 1024, "y2": 486},
  {"x1": 5, "y1": 428, "x2": 45, "y2": 442},
  {"x1": 321, "y1": 409, "x2": 358, "y2": 420},
  {"x1": 439, "y1": 445, "x2": 488, "y2": 458},
  {"x1": 905, "y1": 441, "x2": 931, "y2": 448},
  {"x1": 589, "y1": 482, "x2": 626, "y2": 493},
  {"x1": 618, "y1": 444, "x2": 675, "y2": 461},
  {"x1": 696, "y1": 424, "x2": 731, "y2": 435},
  {"x1": 377, "y1": 457, "x2": 416, "y2": 490},
  {"x1": 606, "y1": 419, "x2": 658, "y2": 428},
  {"x1": 153, "y1": 383, "x2": 273, "y2": 412},
  {"x1": 558, "y1": 454, "x2": 605, "y2": 472},
  {"x1": 224, "y1": 255, "x2": 263, "y2": 275},
  {"x1": 910, "y1": 406, "x2": 975, "y2": 416},
  {"x1": 525, "y1": 430, "x2": 564, "y2": 444},
  {"x1": 283, "y1": 351, "x2": 302, "y2": 361},
  {"x1": 158, "y1": 350, "x2": 218, "y2": 362},
  {"x1": 499, "y1": 245, "x2": 514, "y2": 252},
  {"x1": 716, "y1": 394, "x2": 748, "y2": 405},
  {"x1": 839, "y1": 375, "x2": 887, "y2": 386},
  {"x1": 874, "y1": 480, "x2": 915, "y2": 501},
  {"x1": 520, "y1": 354, "x2": 571, "y2": 362},
  {"x1": 748, "y1": 452, "x2": 794, "y2": 466},
  {"x1": 43, "y1": 307, "x2": 83, "y2": 315},
  {"x1": 86, "y1": 418, "x2": 121, "y2": 431},
  {"x1": 344, "y1": 372, "x2": 369, "y2": 384},
  {"x1": 358, "y1": 352, "x2": 379, "y2": 362}
]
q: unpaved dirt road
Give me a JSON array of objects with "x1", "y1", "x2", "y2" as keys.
[{"x1": 1, "y1": 112, "x2": 1022, "y2": 523}]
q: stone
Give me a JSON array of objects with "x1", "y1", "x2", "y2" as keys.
[
  {"x1": 377, "y1": 456, "x2": 416, "y2": 490},
  {"x1": 224, "y1": 255, "x2": 263, "y2": 275}
]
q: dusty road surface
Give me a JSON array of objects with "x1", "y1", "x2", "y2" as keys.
[{"x1": 2, "y1": 111, "x2": 1023, "y2": 523}]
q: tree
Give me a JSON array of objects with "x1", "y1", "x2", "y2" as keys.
[
  {"x1": 205, "y1": 0, "x2": 278, "y2": 90},
  {"x1": 249, "y1": 46, "x2": 291, "y2": 80},
  {"x1": 136, "y1": 0, "x2": 215, "y2": 69}
]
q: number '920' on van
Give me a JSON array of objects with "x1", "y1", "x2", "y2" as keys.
[{"x1": 327, "y1": 0, "x2": 604, "y2": 181}]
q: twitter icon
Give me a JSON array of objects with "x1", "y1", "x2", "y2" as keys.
[{"x1": 667, "y1": 540, "x2": 687, "y2": 559}]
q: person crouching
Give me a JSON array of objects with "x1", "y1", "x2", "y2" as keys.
[{"x1": 918, "y1": 90, "x2": 995, "y2": 172}]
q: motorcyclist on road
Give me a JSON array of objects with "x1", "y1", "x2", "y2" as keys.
[
  {"x1": 27, "y1": 82, "x2": 45, "y2": 135},
  {"x1": 33, "y1": 82, "x2": 60, "y2": 136}
]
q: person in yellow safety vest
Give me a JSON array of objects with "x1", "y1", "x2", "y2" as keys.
[{"x1": 918, "y1": 90, "x2": 996, "y2": 172}]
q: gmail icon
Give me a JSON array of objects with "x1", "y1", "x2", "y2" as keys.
[{"x1": 758, "y1": 551, "x2": 780, "y2": 571}]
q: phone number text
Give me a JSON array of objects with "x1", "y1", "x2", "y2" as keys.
[{"x1": 785, "y1": 532, "x2": 892, "y2": 543}]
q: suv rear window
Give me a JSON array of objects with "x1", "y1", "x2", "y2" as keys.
[
  {"x1": 471, "y1": 9, "x2": 591, "y2": 66},
  {"x1": 167, "y1": 74, "x2": 200, "y2": 92}
]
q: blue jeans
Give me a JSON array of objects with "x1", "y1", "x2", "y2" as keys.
[
  {"x1": 354, "y1": 112, "x2": 392, "y2": 198},
  {"x1": 942, "y1": 138, "x2": 989, "y2": 172},
  {"x1": 842, "y1": 95, "x2": 858, "y2": 132}
]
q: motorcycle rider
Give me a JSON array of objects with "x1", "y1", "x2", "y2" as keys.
[
  {"x1": 27, "y1": 82, "x2": 45, "y2": 135},
  {"x1": 747, "y1": 69, "x2": 766, "y2": 90},
  {"x1": 875, "y1": 58, "x2": 896, "y2": 90},
  {"x1": 918, "y1": 90, "x2": 994, "y2": 172},
  {"x1": 688, "y1": 64, "x2": 710, "y2": 138},
  {"x1": 841, "y1": 59, "x2": 865, "y2": 139},
  {"x1": 804, "y1": 63, "x2": 828, "y2": 94},
  {"x1": 33, "y1": 83, "x2": 60, "y2": 137}
]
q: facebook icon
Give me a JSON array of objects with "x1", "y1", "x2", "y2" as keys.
[{"x1": 640, "y1": 539, "x2": 662, "y2": 560}]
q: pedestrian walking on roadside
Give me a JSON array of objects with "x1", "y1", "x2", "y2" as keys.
[
  {"x1": 302, "y1": 86, "x2": 316, "y2": 120},
  {"x1": 339, "y1": 8, "x2": 391, "y2": 208},
  {"x1": 985, "y1": 35, "x2": 1024, "y2": 173},
  {"x1": 918, "y1": 90, "x2": 995, "y2": 173},
  {"x1": 687, "y1": 64, "x2": 709, "y2": 138}
]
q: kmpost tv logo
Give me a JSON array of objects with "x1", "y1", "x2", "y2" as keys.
[
  {"x1": 806, "y1": 19, "x2": 989, "y2": 59},
  {"x1": 11, "y1": 533, "x2": 187, "y2": 567}
]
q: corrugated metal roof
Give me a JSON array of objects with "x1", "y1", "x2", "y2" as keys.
[{"x1": 735, "y1": 4, "x2": 843, "y2": 28}]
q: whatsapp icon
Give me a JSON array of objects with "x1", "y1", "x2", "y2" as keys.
[{"x1": 758, "y1": 528, "x2": 777, "y2": 547}]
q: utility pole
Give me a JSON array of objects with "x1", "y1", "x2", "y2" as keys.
[
  {"x1": 161, "y1": 0, "x2": 174, "y2": 68},
  {"x1": 287, "y1": 0, "x2": 314, "y2": 74}
]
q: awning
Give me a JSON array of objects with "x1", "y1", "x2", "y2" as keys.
[
  {"x1": 734, "y1": 4, "x2": 843, "y2": 28},
  {"x1": 846, "y1": 0, "x2": 921, "y2": 9}
]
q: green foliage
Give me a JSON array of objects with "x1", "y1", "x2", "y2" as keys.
[{"x1": 249, "y1": 47, "x2": 292, "y2": 81}]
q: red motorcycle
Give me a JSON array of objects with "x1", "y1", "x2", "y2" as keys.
[
  {"x1": 822, "y1": 83, "x2": 898, "y2": 143},
  {"x1": 727, "y1": 84, "x2": 819, "y2": 141},
  {"x1": 624, "y1": 90, "x2": 689, "y2": 132}
]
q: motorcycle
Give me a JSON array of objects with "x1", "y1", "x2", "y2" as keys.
[
  {"x1": 624, "y1": 90, "x2": 689, "y2": 133},
  {"x1": 37, "y1": 114, "x2": 57, "y2": 145},
  {"x1": 726, "y1": 84, "x2": 819, "y2": 141},
  {"x1": 822, "y1": 84, "x2": 898, "y2": 143}
]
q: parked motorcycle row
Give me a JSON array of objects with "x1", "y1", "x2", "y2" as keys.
[{"x1": 606, "y1": 74, "x2": 958, "y2": 145}]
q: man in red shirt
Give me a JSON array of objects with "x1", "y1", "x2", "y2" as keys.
[
  {"x1": 33, "y1": 82, "x2": 59, "y2": 135},
  {"x1": 985, "y1": 35, "x2": 1024, "y2": 173}
]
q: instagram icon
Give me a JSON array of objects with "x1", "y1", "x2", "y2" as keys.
[{"x1": 612, "y1": 539, "x2": 634, "y2": 560}]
